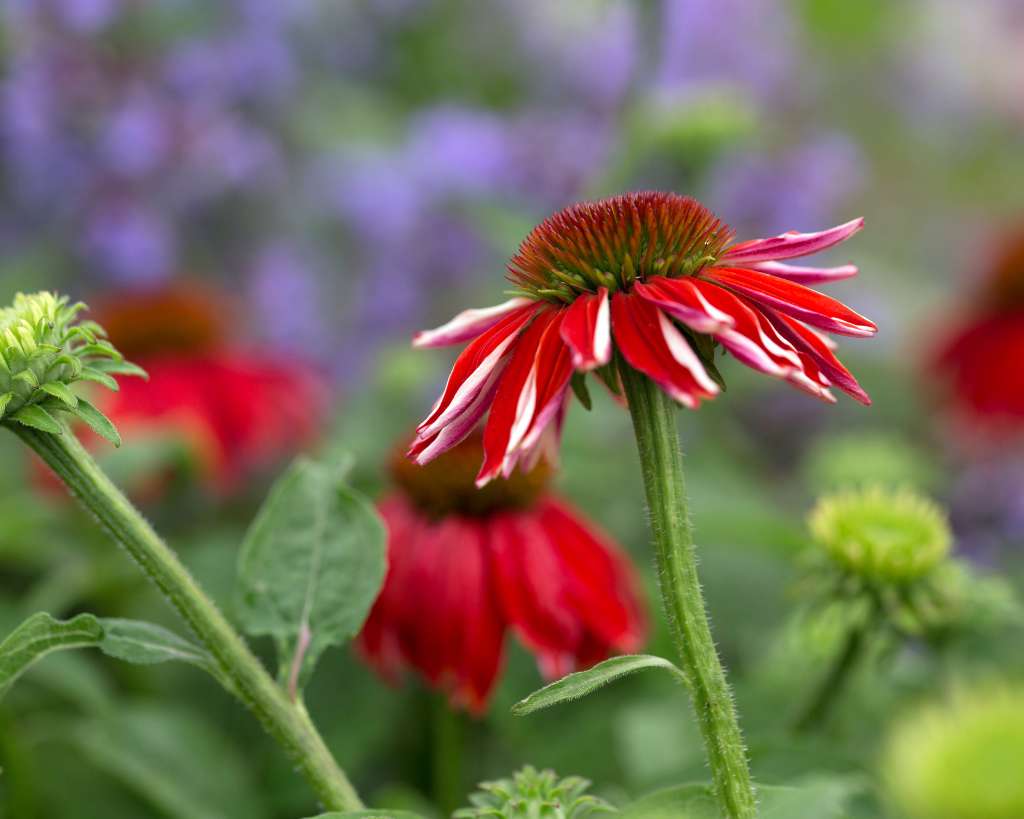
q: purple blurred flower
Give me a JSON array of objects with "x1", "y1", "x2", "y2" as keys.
[
  {"x1": 52, "y1": 0, "x2": 120, "y2": 33},
  {"x1": 655, "y1": 0, "x2": 800, "y2": 107},
  {"x1": 708, "y1": 133, "x2": 865, "y2": 235},
  {"x1": 248, "y1": 242, "x2": 330, "y2": 354},
  {"x1": 82, "y1": 201, "x2": 176, "y2": 285},
  {"x1": 102, "y1": 92, "x2": 171, "y2": 178}
]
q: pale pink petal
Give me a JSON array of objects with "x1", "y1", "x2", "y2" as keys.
[
  {"x1": 412, "y1": 297, "x2": 534, "y2": 348},
  {"x1": 747, "y1": 260, "x2": 859, "y2": 285},
  {"x1": 721, "y1": 218, "x2": 864, "y2": 264}
]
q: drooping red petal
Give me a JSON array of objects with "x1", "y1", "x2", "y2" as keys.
[
  {"x1": 746, "y1": 260, "x2": 859, "y2": 285},
  {"x1": 410, "y1": 304, "x2": 539, "y2": 464},
  {"x1": 413, "y1": 297, "x2": 534, "y2": 348},
  {"x1": 489, "y1": 512, "x2": 584, "y2": 675},
  {"x1": 401, "y1": 514, "x2": 505, "y2": 713},
  {"x1": 767, "y1": 310, "x2": 871, "y2": 405},
  {"x1": 559, "y1": 286, "x2": 611, "y2": 370},
  {"x1": 721, "y1": 217, "x2": 864, "y2": 264},
  {"x1": 633, "y1": 277, "x2": 735, "y2": 334},
  {"x1": 477, "y1": 308, "x2": 573, "y2": 486},
  {"x1": 610, "y1": 292, "x2": 719, "y2": 409},
  {"x1": 703, "y1": 266, "x2": 877, "y2": 337},
  {"x1": 535, "y1": 498, "x2": 647, "y2": 653},
  {"x1": 687, "y1": 280, "x2": 836, "y2": 403}
]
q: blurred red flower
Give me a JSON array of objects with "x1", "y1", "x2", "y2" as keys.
[
  {"x1": 932, "y1": 228, "x2": 1024, "y2": 435},
  {"x1": 89, "y1": 284, "x2": 328, "y2": 493},
  {"x1": 358, "y1": 433, "x2": 647, "y2": 714}
]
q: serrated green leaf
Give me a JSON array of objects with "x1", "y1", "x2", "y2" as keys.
[
  {"x1": 236, "y1": 457, "x2": 387, "y2": 693},
  {"x1": 571, "y1": 371, "x2": 593, "y2": 411},
  {"x1": 513, "y1": 655, "x2": 686, "y2": 716},
  {"x1": 0, "y1": 392, "x2": 13, "y2": 417},
  {"x1": 0, "y1": 612, "x2": 103, "y2": 699},
  {"x1": 622, "y1": 784, "x2": 717, "y2": 819},
  {"x1": 39, "y1": 381, "x2": 79, "y2": 408},
  {"x1": 79, "y1": 366, "x2": 119, "y2": 391},
  {"x1": 97, "y1": 618, "x2": 223, "y2": 683},
  {"x1": 69, "y1": 396, "x2": 122, "y2": 446},
  {"x1": 10, "y1": 403, "x2": 63, "y2": 434}
]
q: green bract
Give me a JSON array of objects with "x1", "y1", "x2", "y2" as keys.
[
  {"x1": 884, "y1": 686, "x2": 1024, "y2": 819},
  {"x1": 0, "y1": 291, "x2": 144, "y2": 444},
  {"x1": 454, "y1": 766, "x2": 615, "y2": 819}
]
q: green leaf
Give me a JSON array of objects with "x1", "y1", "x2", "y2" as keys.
[
  {"x1": 236, "y1": 457, "x2": 387, "y2": 692},
  {"x1": 305, "y1": 813, "x2": 425, "y2": 819},
  {"x1": 620, "y1": 778, "x2": 862, "y2": 819},
  {"x1": 38, "y1": 381, "x2": 79, "y2": 408},
  {"x1": 68, "y1": 396, "x2": 122, "y2": 446},
  {"x1": 97, "y1": 618, "x2": 223, "y2": 683},
  {"x1": 571, "y1": 371, "x2": 593, "y2": 411},
  {"x1": 0, "y1": 392, "x2": 12, "y2": 416},
  {"x1": 622, "y1": 784, "x2": 717, "y2": 819},
  {"x1": 0, "y1": 612, "x2": 103, "y2": 699},
  {"x1": 10, "y1": 403, "x2": 63, "y2": 433},
  {"x1": 513, "y1": 654, "x2": 686, "y2": 716},
  {"x1": 71, "y1": 704, "x2": 270, "y2": 819},
  {"x1": 91, "y1": 358, "x2": 149, "y2": 379}
]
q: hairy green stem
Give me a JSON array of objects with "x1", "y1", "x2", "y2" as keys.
[
  {"x1": 618, "y1": 363, "x2": 757, "y2": 819},
  {"x1": 794, "y1": 624, "x2": 866, "y2": 733},
  {"x1": 11, "y1": 424, "x2": 363, "y2": 812}
]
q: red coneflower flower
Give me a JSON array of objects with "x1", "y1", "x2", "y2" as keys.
[
  {"x1": 358, "y1": 432, "x2": 647, "y2": 714},
  {"x1": 90, "y1": 284, "x2": 327, "y2": 492},
  {"x1": 932, "y1": 227, "x2": 1024, "y2": 433},
  {"x1": 410, "y1": 192, "x2": 875, "y2": 485}
]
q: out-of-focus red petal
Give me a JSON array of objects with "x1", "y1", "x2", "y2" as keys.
[
  {"x1": 610, "y1": 292, "x2": 719, "y2": 409},
  {"x1": 747, "y1": 260, "x2": 859, "y2": 285},
  {"x1": 703, "y1": 266, "x2": 876, "y2": 337},
  {"x1": 559, "y1": 287, "x2": 611, "y2": 370}
]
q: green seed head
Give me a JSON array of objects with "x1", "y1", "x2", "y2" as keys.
[
  {"x1": 0, "y1": 291, "x2": 145, "y2": 444},
  {"x1": 454, "y1": 766, "x2": 615, "y2": 819},
  {"x1": 885, "y1": 686, "x2": 1024, "y2": 819},
  {"x1": 809, "y1": 486, "x2": 952, "y2": 583}
]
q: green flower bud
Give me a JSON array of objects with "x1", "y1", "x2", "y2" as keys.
[
  {"x1": 810, "y1": 486, "x2": 951, "y2": 583},
  {"x1": 0, "y1": 291, "x2": 144, "y2": 444},
  {"x1": 884, "y1": 686, "x2": 1024, "y2": 819},
  {"x1": 454, "y1": 766, "x2": 614, "y2": 819}
]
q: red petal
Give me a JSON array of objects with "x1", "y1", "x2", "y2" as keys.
[
  {"x1": 477, "y1": 309, "x2": 572, "y2": 486},
  {"x1": 704, "y1": 266, "x2": 877, "y2": 337},
  {"x1": 559, "y1": 287, "x2": 611, "y2": 370},
  {"x1": 413, "y1": 298, "x2": 535, "y2": 348},
  {"x1": 721, "y1": 217, "x2": 863, "y2": 263},
  {"x1": 767, "y1": 311, "x2": 871, "y2": 405},
  {"x1": 747, "y1": 260, "x2": 859, "y2": 285},
  {"x1": 633, "y1": 277, "x2": 736, "y2": 334},
  {"x1": 610, "y1": 292, "x2": 719, "y2": 408}
]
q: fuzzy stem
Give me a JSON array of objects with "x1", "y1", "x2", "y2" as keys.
[
  {"x1": 11, "y1": 424, "x2": 363, "y2": 812},
  {"x1": 793, "y1": 624, "x2": 866, "y2": 733},
  {"x1": 618, "y1": 363, "x2": 757, "y2": 819}
]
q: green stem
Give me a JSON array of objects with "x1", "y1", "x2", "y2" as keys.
[
  {"x1": 793, "y1": 624, "x2": 865, "y2": 733},
  {"x1": 430, "y1": 693, "x2": 463, "y2": 817},
  {"x1": 618, "y1": 363, "x2": 757, "y2": 819},
  {"x1": 11, "y1": 424, "x2": 363, "y2": 812}
]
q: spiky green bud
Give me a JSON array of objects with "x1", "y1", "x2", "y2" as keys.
[
  {"x1": 0, "y1": 292, "x2": 145, "y2": 445},
  {"x1": 454, "y1": 766, "x2": 615, "y2": 819},
  {"x1": 799, "y1": 487, "x2": 969, "y2": 636},
  {"x1": 884, "y1": 685, "x2": 1024, "y2": 819}
]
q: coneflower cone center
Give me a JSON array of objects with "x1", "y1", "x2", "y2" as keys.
[
  {"x1": 508, "y1": 191, "x2": 733, "y2": 303},
  {"x1": 393, "y1": 433, "x2": 550, "y2": 518}
]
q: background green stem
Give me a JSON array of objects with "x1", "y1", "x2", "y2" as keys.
[
  {"x1": 618, "y1": 362, "x2": 757, "y2": 819},
  {"x1": 794, "y1": 623, "x2": 867, "y2": 733},
  {"x1": 11, "y1": 424, "x2": 363, "y2": 812},
  {"x1": 430, "y1": 693, "x2": 463, "y2": 817}
]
